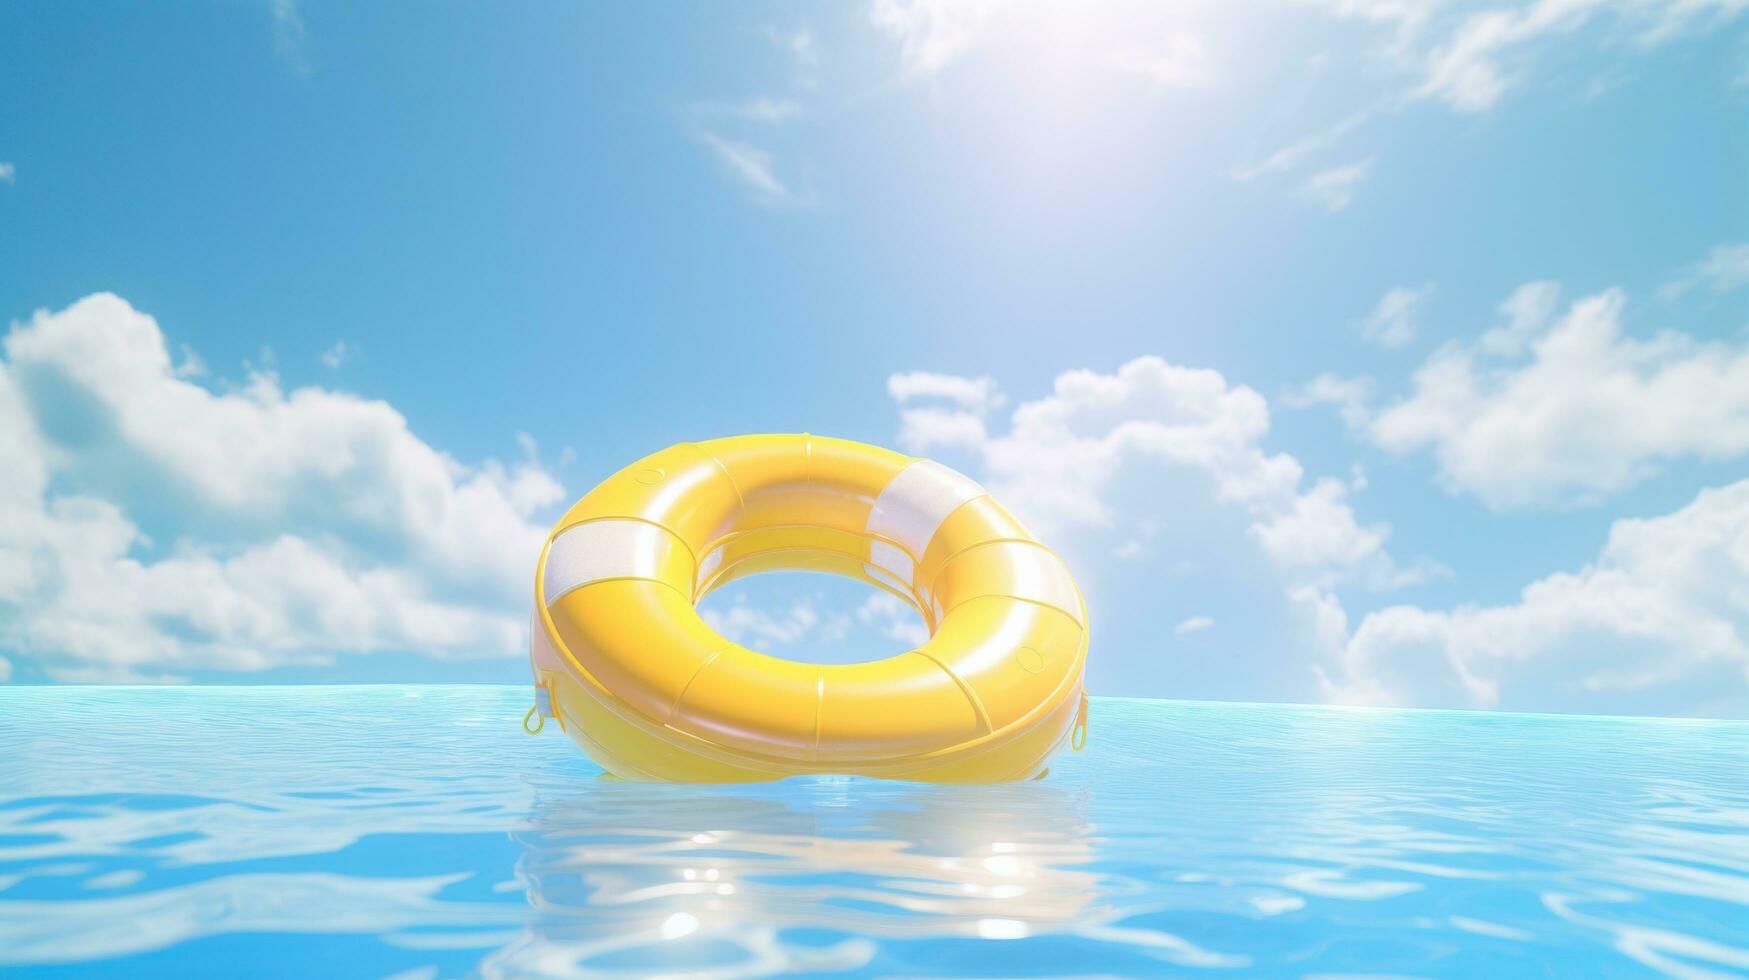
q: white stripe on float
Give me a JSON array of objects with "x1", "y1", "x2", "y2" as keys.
[
  {"x1": 865, "y1": 459, "x2": 987, "y2": 558},
  {"x1": 866, "y1": 540, "x2": 915, "y2": 587},
  {"x1": 543, "y1": 519, "x2": 678, "y2": 606}
]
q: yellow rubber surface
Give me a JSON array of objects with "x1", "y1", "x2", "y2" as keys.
[{"x1": 528, "y1": 434, "x2": 1089, "y2": 783}]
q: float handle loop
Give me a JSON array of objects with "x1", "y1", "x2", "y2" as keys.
[
  {"x1": 522, "y1": 704, "x2": 545, "y2": 735},
  {"x1": 1071, "y1": 690, "x2": 1089, "y2": 751}
]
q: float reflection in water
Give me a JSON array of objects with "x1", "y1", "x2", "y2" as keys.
[{"x1": 483, "y1": 778, "x2": 1246, "y2": 975}]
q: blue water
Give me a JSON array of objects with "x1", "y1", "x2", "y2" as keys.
[{"x1": 1, "y1": 688, "x2": 1744, "y2": 977}]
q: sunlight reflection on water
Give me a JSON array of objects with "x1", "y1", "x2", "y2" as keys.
[{"x1": 1, "y1": 686, "x2": 1744, "y2": 977}]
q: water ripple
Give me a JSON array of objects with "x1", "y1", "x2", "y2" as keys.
[{"x1": 1, "y1": 687, "x2": 1744, "y2": 977}]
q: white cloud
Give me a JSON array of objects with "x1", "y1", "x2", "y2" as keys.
[
  {"x1": 1297, "y1": 158, "x2": 1373, "y2": 213},
  {"x1": 1369, "y1": 284, "x2": 1749, "y2": 510},
  {"x1": 1173, "y1": 615, "x2": 1214, "y2": 635},
  {"x1": 869, "y1": 0, "x2": 1004, "y2": 79},
  {"x1": 894, "y1": 407, "x2": 990, "y2": 455},
  {"x1": 1283, "y1": 373, "x2": 1374, "y2": 429},
  {"x1": 1409, "y1": 0, "x2": 1747, "y2": 113},
  {"x1": 887, "y1": 371, "x2": 1004, "y2": 413},
  {"x1": 1658, "y1": 242, "x2": 1749, "y2": 300},
  {"x1": 856, "y1": 592, "x2": 930, "y2": 647},
  {"x1": 1290, "y1": 584, "x2": 1352, "y2": 661},
  {"x1": 1250, "y1": 478, "x2": 1381, "y2": 575},
  {"x1": 691, "y1": 25, "x2": 815, "y2": 206},
  {"x1": 1361, "y1": 283, "x2": 1433, "y2": 349},
  {"x1": 1480, "y1": 279, "x2": 1562, "y2": 356},
  {"x1": 319, "y1": 340, "x2": 355, "y2": 369},
  {"x1": 172, "y1": 343, "x2": 207, "y2": 379},
  {"x1": 888, "y1": 371, "x2": 1005, "y2": 455},
  {"x1": 1230, "y1": 107, "x2": 1379, "y2": 184},
  {"x1": 702, "y1": 599, "x2": 820, "y2": 647},
  {"x1": 0, "y1": 293, "x2": 564, "y2": 681},
  {"x1": 1239, "y1": 2, "x2": 1743, "y2": 198},
  {"x1": 1412, "y1": 0, "x2": 1600, "y2": 113},
  {"x1": 697, "y1": 133, "x2": 809, "y2": 207},
  {"x1": 0, "y1": 162, "x2": 14, "y2": 184},
  {"x1": 1317, "y1": 477, "x2": 1749, "y2": 717},
  {"x1": 1319, "y1": 0, "x2": 1749, "y2": 114},
  {"x1": 887, "y1": 356, "x2": 1428, "y2": 591}
]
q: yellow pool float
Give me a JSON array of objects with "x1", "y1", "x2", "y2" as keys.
[{"x1": 525, "y1": 434, "x2": 1088, "y2": 783}]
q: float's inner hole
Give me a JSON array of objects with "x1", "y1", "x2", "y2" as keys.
[{"x1": 693, "y1": 567, "x2": 931, "y2": 666}]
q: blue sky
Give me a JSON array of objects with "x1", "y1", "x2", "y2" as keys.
[{"x1": 1, "y1": 1, "x2": 1745, "y2": 716}]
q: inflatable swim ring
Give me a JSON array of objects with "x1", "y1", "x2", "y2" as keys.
[{"x1": 525, "y1": 434, "x2": 1089, "y2": 783}]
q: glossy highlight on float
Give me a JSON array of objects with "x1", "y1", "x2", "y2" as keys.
[{"x1": 525, "y1": 434, "x2": 1090, "y2": 783}]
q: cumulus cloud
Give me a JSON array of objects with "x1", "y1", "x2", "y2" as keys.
[
  {"x1": 887, "y1": 371, "x2": 1004, "y2": 413},
  {"x1": 886, "y1": 356, "x2": 1430, "y2": 591},
  {"x1": 1316, "y1": 478, "x2": 1749, "y2": 717},
  {"x1": 1283, "y1": 373, "x2": 1374, "y2": 429},
  {"x1": 1361, "y1": 284, "x2": 1434, "y2": 349},
  {"x1": 0, "y1": 162, "x2": 14, "y2": 184},
  {"x1": 888, "y1": 370, "x2": 1005, "y2": 455},
  {"x1": 882, "y1": 348, "x2": 1742, "y2": 717},
  {"x1": 0, "y1": 293, "x2": 563, "y2": 681},
  {"x1": 1369, "y1": 283, "x2": 1749, "y2": 510},
  {"x1": 1480, "y1": 279, "x2": 1562, "y2": 357}
]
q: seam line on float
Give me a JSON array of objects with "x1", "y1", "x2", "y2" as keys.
[
  {"x1": 908, "y1": 650, "x2": 994, "y2": 735},
  {"x1": 696, "y1": 443, "x2": 748, "y2": 518},
  {"x1": 934, "y1": 534, "x2": 1056, "y2": 573},
  {"x1": 942, "y1": 591, "x2": 1083, "y2": 628},
  {"x1": 670, "y1": 647, "x2": 727, "y2": 720}
]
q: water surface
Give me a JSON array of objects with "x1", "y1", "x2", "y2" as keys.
[{"x1": 1, "y1": 686, "x2": 1744, "y2": 977}]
